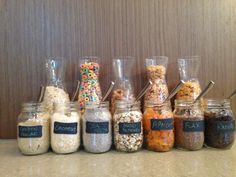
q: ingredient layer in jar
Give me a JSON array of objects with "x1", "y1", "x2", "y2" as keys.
[
  {"x1": 42, "y1": 86, "x2": 70, "y2": 114},
  {"x1": 174, "y1": 116, "x2": 204, "y2": 150},
  {"x1": 144, "y1": 65, "x2": 169, "y2": 103},
  {"x1": 143, "y1": 106, "x2": 174, "y2": 152},
  {"x1": 176, "y1": 80, "x2": 201, "y2": 100},
  {"x1": 204, "y1": 111, "x2": 235, "y2": 149},
  {"x1": 51, "y1": 112, "x2": 80, "y2": 154},
  {"x1": 17, "y1": 114, "x2": 50, "y2": 155},
  {"x1": 78, "y1": 62, "x2": 102, "y2": 112},
  {"x1": 83, "y1": 108, "x2": 112, "y2": 153},
  {"x1": 110, "y1": 89, "x2": 135, "y2": 115},
  {"x1": 113, "y1": 111, "x2": 143, "y2": 152}
]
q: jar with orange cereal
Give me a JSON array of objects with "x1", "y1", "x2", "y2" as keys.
[
  {"x1": 176, "y1": 56, "x2": 202, "y2": 100},
  {"x1": 143, "y1": 101, "x2": 174, "y2": 152},
  {"x1": 144, "y1": 56, "x2": 169, "y2": 103}
]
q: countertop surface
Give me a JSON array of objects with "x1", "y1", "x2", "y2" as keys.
[{"x1": 0, "y1": 140, "x2": 236, "y2": 177}]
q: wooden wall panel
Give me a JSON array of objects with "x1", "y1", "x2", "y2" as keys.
[{"x1": 0, "y1": 0, "x2": 236, "y2": 138}]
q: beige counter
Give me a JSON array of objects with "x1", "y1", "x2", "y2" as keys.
[{"x1": 0, "y1": 140, "x2": 236, "y2": 177}]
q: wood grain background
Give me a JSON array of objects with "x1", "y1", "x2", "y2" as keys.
[{"x1": 0, "y1": 0, "x2": 236, "y2": 138}]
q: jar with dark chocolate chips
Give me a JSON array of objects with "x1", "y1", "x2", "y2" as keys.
[{"x1": 204, "y1": 99, "x2": 235, "y2": 149}]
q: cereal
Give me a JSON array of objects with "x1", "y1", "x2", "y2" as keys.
[
  {"x1": 144, "y1": 65, "x2": 169, "y2": 103},
  {"x1": 113, "y1": 110, "x2": 143, "y2": 152},
  {"x1": 111, "y1": 57, "x2": 136, "y2": 115},
  {"x1": 146, "y1": 65, "x2": 166, "y2": 80},
  {"x1": 78, "y1": 62, "x2": 102, "y2": 112},
  {"x1": 111, "y1": 89, "x2": 135, "y2": 115},
  {"x1": 176, "y1": 80, "x2": 201, "y2": 100},
  {"x1": 144, "y1": 82, "x2": 169, "y2": 102}
]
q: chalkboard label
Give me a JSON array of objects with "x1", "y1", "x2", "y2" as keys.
[
  {"x1": 215, "y1": 120, "x2": 235, "y2": 132},
  {"x1": 54, "y1": 122, "x2": 78, "y2": 134},
  {"x1": 19, "y1": 126, "x2": 42, "y2": 138},
  {"x1": 119, "y1": 122, "x2": 141, "y2": 134},
  {"x1": 183, "y1": 120, "x2": 204, "y2": 132},
  {"x1": 86, "y1": 121, "x2": 109, "y2": 134},
  {"x1": 151, "y1": 119, "x2": 173, "y2": 130}
]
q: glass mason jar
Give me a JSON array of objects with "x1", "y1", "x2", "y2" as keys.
[
  {"x1": 51, "y1": 102, "x2": 80, "y2": 154},
  {"x1": 143, "y1": 101, "x2": 174, "y2": 152},
  {"x1": 83, "y1": 101, "x2": 112, "y2": 153},
  {"x1": 204, "y1": 99, "x2": 235, "y2": 149},
  {"x1": 144, "y1": 56, "x2": 169, "y2": 103},
  {"x1": 113, "y1": 101, "x2": 143, "y2": 152},
  {"x1": 43, "y1": 57, "x2": 70, "y2": 114},
  {"x1": 174, "y1": 100, "x2": 204, "y2": 151},
  {"x1": 17, "y1": 103, "x2": 50, "y2": 155},
  {"x1": 176, "y1": 56, "x2": 202, "y2": 100},
  {"x1": 78, "y1": 56, "x2": 102, "y2": 113},
  {"x1": 111, "y1": 57, "x2": 136, "y2": 115}
]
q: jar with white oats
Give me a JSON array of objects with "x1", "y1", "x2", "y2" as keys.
[
  {"x1": 113, "y1": 101, "x2": 143, "y2": 152},
  {"x1": 17, "y1": 103, "x2": 50, "y2": 155},
  {"x1": 42, "y1": 57, "x2": 70, "y2": 114},
  {"x1": 83, "y1": 101, "x2": 112, "y2": 153},
  {"x1": 51, "y1": 102, "x2": 80, "y2": 154}
]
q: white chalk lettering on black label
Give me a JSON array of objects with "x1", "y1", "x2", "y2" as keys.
[
  {"x1": 119, "y1": 122, "x2": 141, "y2": 134},
  {"x1": 19, "y1": 126, "x2": 42, "y2": 138},
  {"x1": 86, "y1": 121, "x2": 109, "y2": 134},
  {"x1": 54, "y1": 122, "x2": 78, "y2": 134},
  {"x1": 183, "y1": 120, "x2": 204, "y2": 132},
  {"x1": 151, "y1": 119, "x2": 173, "y2": 130},
  {"x1": 215, "y1": 120, "x2": 235, "y2": 132}
]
